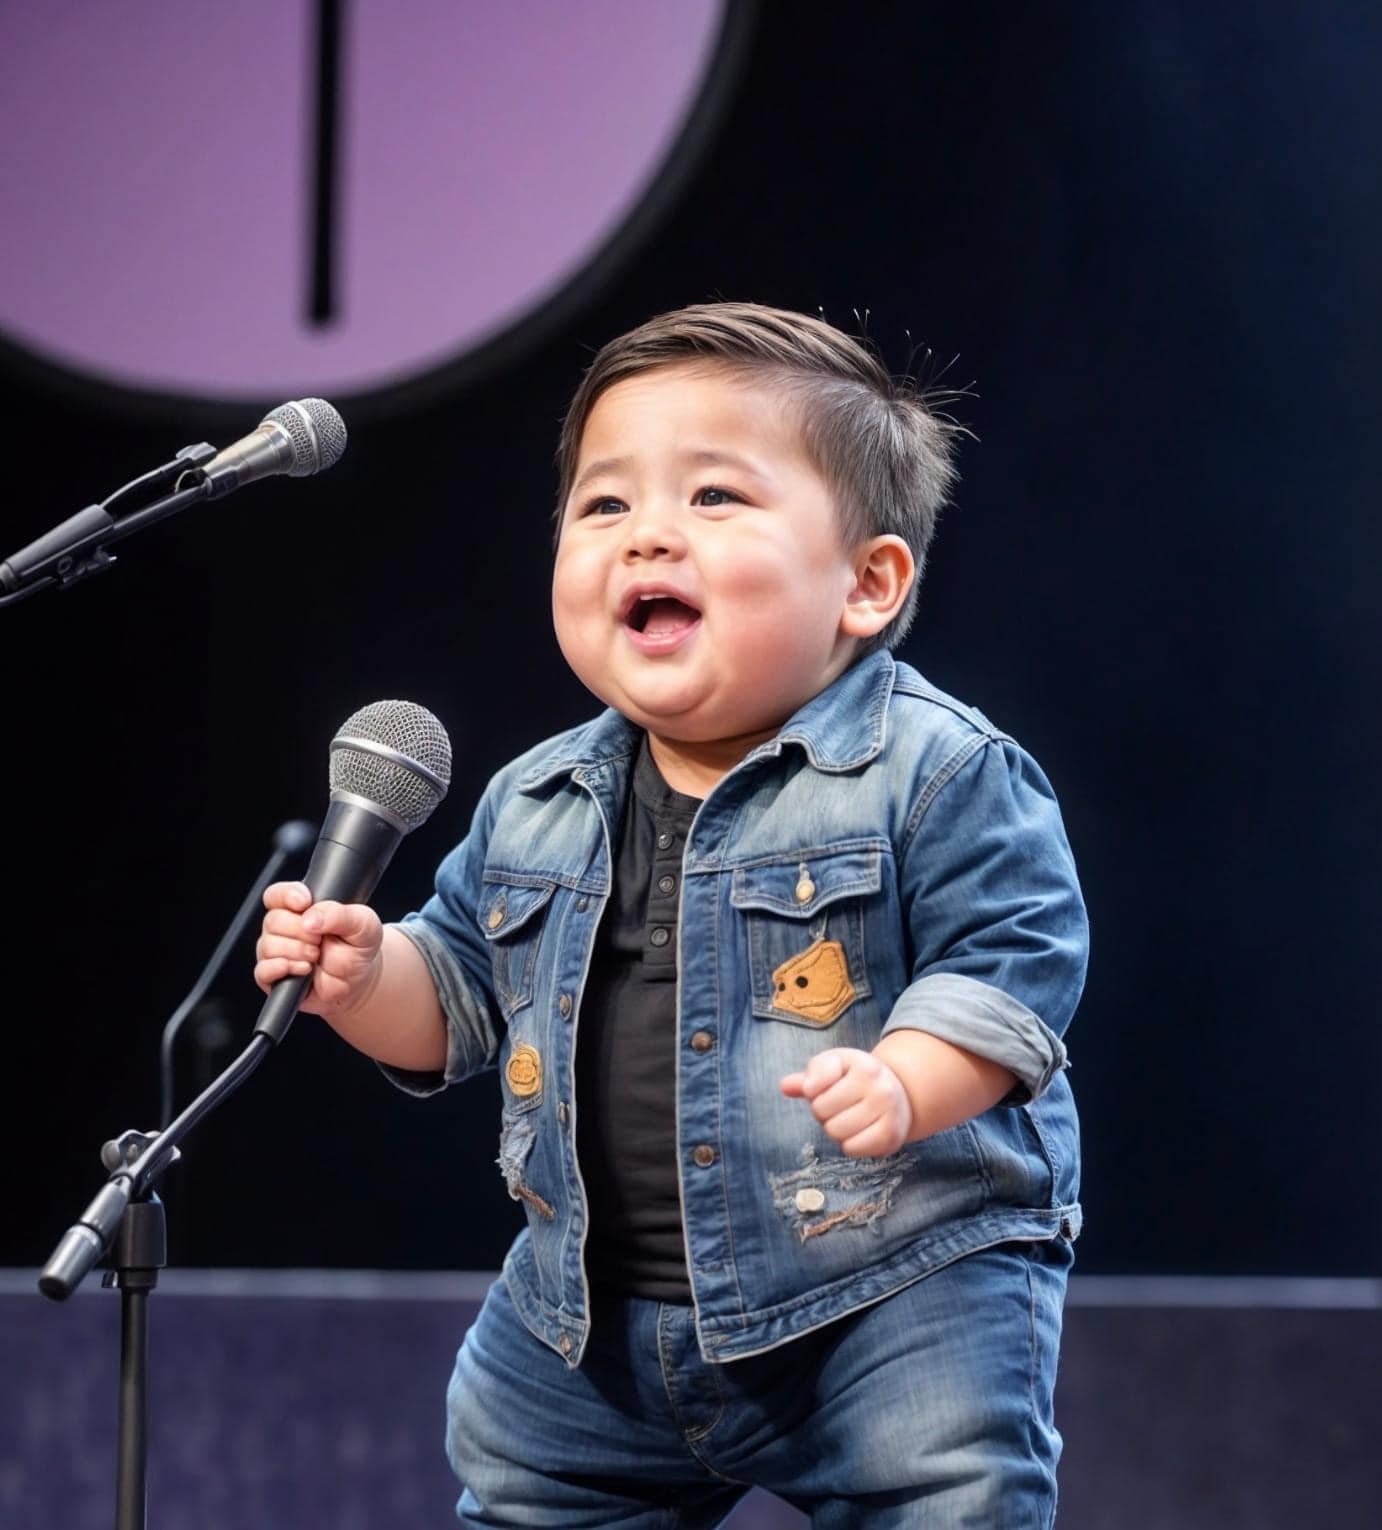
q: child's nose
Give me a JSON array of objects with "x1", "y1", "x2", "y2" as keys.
[{"x1": 622, "y1": 500, "x2": 686, "y2": 560}]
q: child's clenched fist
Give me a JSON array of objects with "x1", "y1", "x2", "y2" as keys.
[{"x1": 780, "y1": 1047, "x2": 913, "y2": 1158}]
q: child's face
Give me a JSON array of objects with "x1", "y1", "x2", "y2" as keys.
[{"x1": 552, "y1": 364, "x2": 865, "y2": 759}]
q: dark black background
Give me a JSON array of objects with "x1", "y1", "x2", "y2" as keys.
[{"x1": 4, "y1": 1, "x2": 1378, "y2": 1277}]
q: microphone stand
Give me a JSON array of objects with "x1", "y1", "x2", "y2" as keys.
[
  {"x1": 39, "y1": 823, "x2": 315, "y2": 1530},
  {"x1": 159, "y1": 819, "x2": 317, "y2": 1129},
  {"x1": 0, "y1": 443, "x2": 217, "y2": 609},
  {"x1": 42, "y1": 1041, "x2": 276, "y2": 1530}
]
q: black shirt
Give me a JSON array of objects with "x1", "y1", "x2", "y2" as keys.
[{"x1": 574, "y1": 736, "x2": 701, "y2": 1302}]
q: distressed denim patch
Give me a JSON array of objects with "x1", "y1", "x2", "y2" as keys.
[
  {"x1": 497, "y1": 1111, "x2": 554, "y2": 1220},
  {"x1": 769, "y1": 1144, "x2": 907, "y2": 1242}
]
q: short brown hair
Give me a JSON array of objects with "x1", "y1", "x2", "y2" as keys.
[{"x1": 555, "y1": 301, "x2": 962, "y2": 651}]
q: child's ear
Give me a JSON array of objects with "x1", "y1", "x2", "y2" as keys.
[{"x1": 839, "y1": 535, "x2": 915, "y2": 640}]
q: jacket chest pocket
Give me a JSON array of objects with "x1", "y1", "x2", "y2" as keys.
[
  {"x1": 479, "y1": 875, "x2": 557, "y2": 1019},
  {"x1": 730, "y1": 848, "x2": 881, "y2": 1028}
]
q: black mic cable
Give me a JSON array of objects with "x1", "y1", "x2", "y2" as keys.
[{"x1": 158, "y1": 818, "x2": 318, "y2": 1128}]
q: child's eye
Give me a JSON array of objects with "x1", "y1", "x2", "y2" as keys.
[
  {"x1": 580, "y1": 496, "x2": 627, "y2": 517},
  {"x1": 693, "y1": 485, "x2": 740, "y2": 507}
]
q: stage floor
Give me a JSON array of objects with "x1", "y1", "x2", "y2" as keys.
[{"x1": 3, "y1": 1271, "x2": 1378, "y2": 1527}]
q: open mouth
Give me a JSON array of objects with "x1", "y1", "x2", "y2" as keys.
[{"x1": 625, "y1": 594, "x2": 702, "y2": 637}]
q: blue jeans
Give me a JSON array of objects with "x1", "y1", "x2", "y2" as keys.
[{"x1": 445, "y1": 1238, "x2": 1071, "y2": 1528}]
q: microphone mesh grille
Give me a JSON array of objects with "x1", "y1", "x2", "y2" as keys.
[
  {"x1": 265, "y1": 398, "x2": 348, "y2": 476},
  {"x1": 329, "y1": 701, "x2": 452, "y2": 831}
]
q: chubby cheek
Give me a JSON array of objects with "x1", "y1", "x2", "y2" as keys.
[
  {"x1": 711, "y1": 555, "x2": 843, "y2": 666},
  {"x1": 551, "y1": 549, "x2": 602, "y2": 665}
]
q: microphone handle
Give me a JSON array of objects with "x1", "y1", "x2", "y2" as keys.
[
  {"x1": 253, "y1": 797, "x2": 404, "y2": 1045},
  {"x1": 202, "y1": 422, "x2": 296, "y2": 499}
]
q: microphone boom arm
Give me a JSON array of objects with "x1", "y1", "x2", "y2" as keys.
[
  {"x1": 0, "y1": 443, "x2": 217, "y2": 603},
  {"x1": 2, "y1": 397, "x2": 346, "y2": 608},
  {"x1": 39, "y1": 1031, "x2": 274, "y2": 1301}
]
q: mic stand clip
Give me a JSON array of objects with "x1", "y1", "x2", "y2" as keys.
[
  {"x1": 0, "y1": 442, "x2": 217, "y2": 607},
  {"x1": 98, "y1": 1131, "x2": 173, "y2": 1530}
]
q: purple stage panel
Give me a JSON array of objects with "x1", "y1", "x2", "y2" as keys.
[{"x1": 0, "y1": 2, "x2": 728, "y2": 398}]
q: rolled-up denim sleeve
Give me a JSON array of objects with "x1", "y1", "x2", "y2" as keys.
[
  {"x1": 377, "y1": 780, "x2": 507, "y2": 1097},
  {"x1": 883, "y1": 735, "x2": 1088, "y2": 1102}
]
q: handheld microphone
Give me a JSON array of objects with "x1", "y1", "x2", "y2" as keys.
[
  {"x1": 200, "y1": 397, "x2": 348, "y2": 499},
  {"x1": 254, "y1": 700, "x2": 452, "y2": 1045}
]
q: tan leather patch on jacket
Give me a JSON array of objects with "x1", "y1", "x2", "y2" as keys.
[
  {"x1": 770, "y1": 939, "x2": 856, "y2": 1025},
  {"x1": 505, "y1": 1043, "x2": 542, "y2": 1098}
]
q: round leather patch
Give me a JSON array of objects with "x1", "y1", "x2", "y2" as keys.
[{"x1": 505, "y1": 1044, "x2": 542, "y2": 1098}]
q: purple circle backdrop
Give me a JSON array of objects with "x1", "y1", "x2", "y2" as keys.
[{"x1": 0, "y1": 1, "x2": 724, "y2": 399}]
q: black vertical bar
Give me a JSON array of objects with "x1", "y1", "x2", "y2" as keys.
[
  {"x1": 309, "y1": 0, "x2": 344, "y2": 325},
  {"x1": 115, "y1": 1286, "x2": 148, "y2": 1530}
]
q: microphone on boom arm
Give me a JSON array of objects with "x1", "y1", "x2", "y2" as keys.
[
  {"x1": 199, "y1": 398, "x2": 349, "y2": 499},
  {"x1": 0, "y1": 398, "x2": 348, "y2": 600}
]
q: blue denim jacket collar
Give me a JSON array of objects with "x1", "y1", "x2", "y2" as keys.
[{"x1": 514, "y1": 651, "x2": 899, "y2": 794}]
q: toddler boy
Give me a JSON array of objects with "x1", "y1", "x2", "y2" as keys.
[{"x1": 255, "y1": 302, "x2": 1087, "y2": 1526}]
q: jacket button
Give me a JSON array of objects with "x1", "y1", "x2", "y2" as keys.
[
  {"x1": 689, "y1": 1030, "x2": 714, "y2": 1053},
  {"x1": 558, "y1": 1101, "x2": 568, "y2": 1125},
  {"x1": 794, "y1": 876, "x2": 815, "y2": 904},
  {"x1": 486, "y1": 906, "x2": 505, "y2": 929},
  {"x1": 558, "y1": 1334, "x2": 573, "y2": 1356},
  {"x1": 692, "y1": 1144, "x2": 716, "y2": 1168},
  {"x1": 576, "y1": 896, "x2": 589, "y2": 913},
  {"x1": 649, "y1": 926, "x2": 671, "y2": 947},
  {"x1": 657, "y1": 874, "x2": 676, "y2": 895},
  {"x1": 558, "y1": 993, "x2": 572, "y2": 1018},
  {"x1": 656, "y1": 831, "x2": 673, "y2": 850}
]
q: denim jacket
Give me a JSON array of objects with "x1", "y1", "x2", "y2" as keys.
[{"x1": 391, "y1": 652, "x2": 1087, "y2": 1367}]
